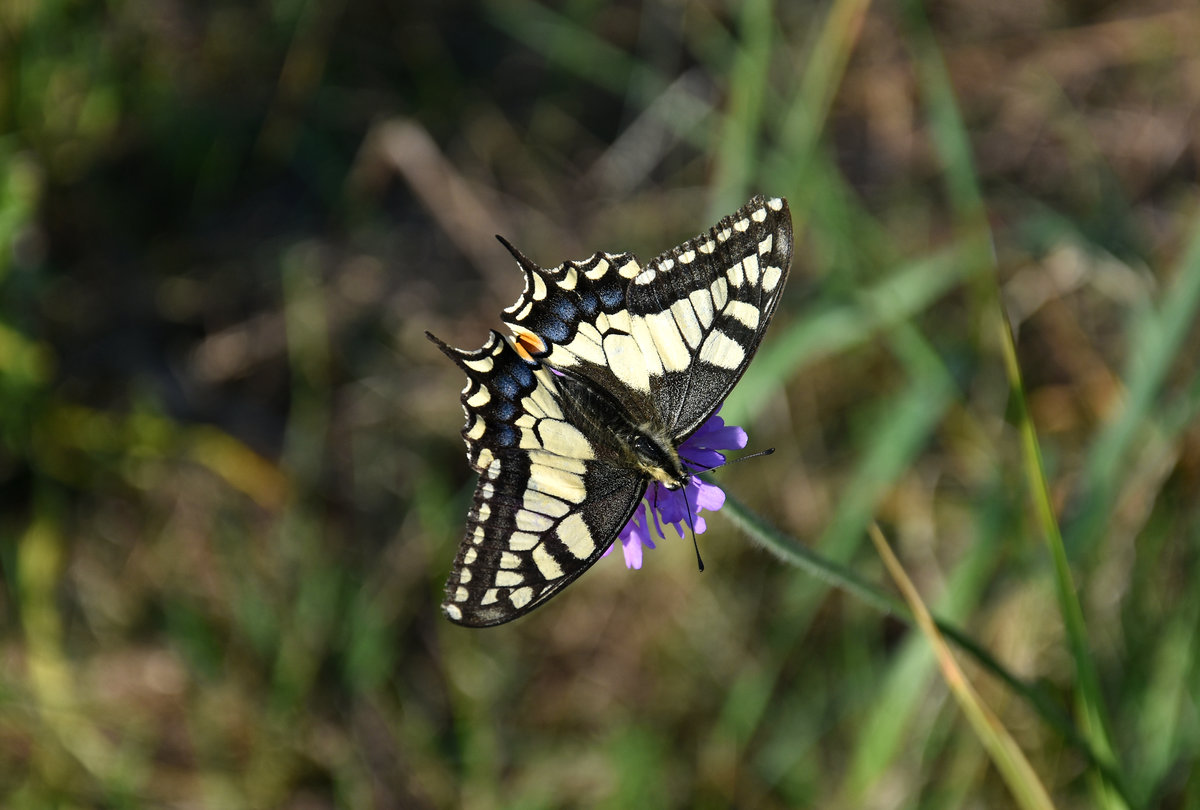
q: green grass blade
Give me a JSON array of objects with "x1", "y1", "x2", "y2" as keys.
[
  {"x1": 723, "y1": 241, "x2": 982, "y2": 425},
  {"x1": 773, "y1": 0, "x2": 872, "y2": 198},
  {"x1": 484, "y1": 0, "x2": 669, "y2": 109},
  {"x1": 996, "y1": 312, "x2": 1133, "y2": 809},
  {"x1": 710, "y1": 0, "x2": 774, "y2": 211},
  {"x1": 720, "y1": 490, "x2": 1126, "y2": 789},
  {"x1": 1066, "y1": 219, "x2": 1200, "y2": 557},
  {"x1": 900, "y1": 3, "x2": 1132, "y2": 804}
]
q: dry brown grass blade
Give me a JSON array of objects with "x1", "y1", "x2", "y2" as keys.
[
  {"x1": 353, "y1": 117, "x2": 517, "y2": 300},
  {"x1": 867, "y1": 522, "x2": 1058, "y2": 810}
]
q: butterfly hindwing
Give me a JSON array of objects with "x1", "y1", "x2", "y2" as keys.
[
  {"x1": 499, "y1": 247, "x2": 662, "y2": 427},
  {"x1": 429, "y1": 331, "x2": 647, "y2": 626}
]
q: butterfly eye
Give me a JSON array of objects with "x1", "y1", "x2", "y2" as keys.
[{"x1": 631, "y1": 435, "x2": 658, "y2": 458}]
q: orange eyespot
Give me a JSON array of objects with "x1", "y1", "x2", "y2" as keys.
[{"x1": 511, "y1": 329, "x2": 548, "y2": 361}]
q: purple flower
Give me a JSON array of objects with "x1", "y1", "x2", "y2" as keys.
[{"x1": 605, "y1": 410, "x2": 748, "y2": 569}]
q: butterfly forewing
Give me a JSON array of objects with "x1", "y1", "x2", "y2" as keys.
[
  {"x1": 503, "y1": 196, "x2": 791, "y2": 440},
  {"x1": 431, "y1": 196, "x2": 792, "y2": 626},
  {"x1": 628, "y1": 196, "x2": 792, "y2": 436},
  {"x1": 429, "y1": 330, "x2": 647, "y2": 626}
]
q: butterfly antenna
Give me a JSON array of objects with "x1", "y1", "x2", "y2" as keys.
[
  {"x1": 679, "y1": 447, "x2": 775, "y2": 474},
  {"x1": 729, "y1": 447, "x2": 775, "y2": 465},
  {"x1": 681, "y1": 483, "x2": 705, "y2": 573}
]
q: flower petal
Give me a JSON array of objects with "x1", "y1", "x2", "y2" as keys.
[
  {"x1": 621, "y1": 536, "x2": 644, "y2": 568},
  {"x1": 697, "y1": 482, "x2": 725, "y2": 512},
  {"x1": 698, "y1": 424, "x2": 747, "y2": 450},
  {"x1": 610, "y1": 410, "x2": 748, "y2": 567},
  {"x1": 680, "y1": 447, "x2": 726, "y2": 470}
]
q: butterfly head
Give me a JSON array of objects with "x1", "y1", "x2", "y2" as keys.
[{"x1": 628, "y1": 426, "x2": 690, "y2": 491}]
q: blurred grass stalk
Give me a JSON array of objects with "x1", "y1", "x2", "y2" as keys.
[
  {"x1": 1067, "y1": 217, "x2": 1200, "y2": 557},
  {"x1": 903, "y1": 0, "x2": 1138, "y2": 804},
  {"x1": 996, "y1": 303, "x2": 1130, "y2": 810},
  {"x1": 18, "y1": 510, "x2": 133, "y2": 798},
  {"x1": 726, "y1": 0, "x2": 1127, "y2": 798},
  {"x1": 720, "y1": 493, "x2": 1115, "y2": 787},
  {"x1": 992, "y1": 212, "x2": 1200, "y2": 808},
  {"x1": 719, "y1": 0, "x2": 1179, "y2": 801},
  {"x1": 867, "y1": 521, "x2": 1057, "y2": 810}
]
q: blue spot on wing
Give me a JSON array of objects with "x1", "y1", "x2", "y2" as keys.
[
  {"x1": 494, "y1": 426, "x2": 516, "y2": 447},
  {"x1": 555, "y1": 299, "x2": 578, "y2": 321},
  {"x1": 495, "y1": 375, "x2": 519, "y2": 398},
  {"x1": 579, "y1": 293, "x2": 598, "y2": 315},
  {"x1": 511, "y1": 362, "x2": 534, "y2": 388},
  {"x1": 495, "y1": 401, "x2": 516, "y2": 421},
  {"x1": 540, "y1": 319, "x2": 570, "y2": 343},
  {"x1": 598, "y1": 286, "x2": 623, "y2": 308}
]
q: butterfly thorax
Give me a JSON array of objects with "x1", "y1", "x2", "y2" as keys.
[{"x1": 549, "y1": 362, "x2": 689, "y2": 490}]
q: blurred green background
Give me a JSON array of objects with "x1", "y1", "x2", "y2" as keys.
[{"x1": 3, "y1": 0, "x2": 1200, "y2": 807}]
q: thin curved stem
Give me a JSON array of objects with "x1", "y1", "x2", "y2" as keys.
[{"x1": 717, "y1": 490, "x2": 1132, "y2": 803}]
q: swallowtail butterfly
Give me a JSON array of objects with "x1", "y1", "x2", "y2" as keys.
[{"x1": 429, "y1": 196, "x2": 792, "y2": 626}]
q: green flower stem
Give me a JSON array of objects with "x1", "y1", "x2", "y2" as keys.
[{"x1": 718, "y1": 490, "x2": 1131, "y2": 800}]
